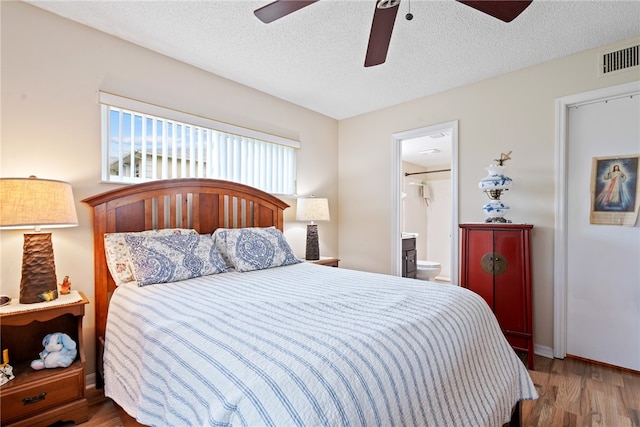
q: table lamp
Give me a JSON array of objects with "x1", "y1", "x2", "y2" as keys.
[
  {"x1": 0, "y1": 176, "x2": 78, "y2": 303},
  {"x1": 478, "y1": 152, "x2": 513, "y2": 223},
  {"x1": 296, "y1": 197, "x2": 330, "y2": 261}
]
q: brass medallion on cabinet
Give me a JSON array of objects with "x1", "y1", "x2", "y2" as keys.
[
  {"x1": 0, "y1": 292, "x2": 89, "y2": 426},
  {"x1": 459, "y1": 224, "x2": 534, "y2": 369}
]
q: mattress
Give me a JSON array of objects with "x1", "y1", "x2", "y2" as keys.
[{"x1": 104, "y1": 262, "x2": 537, "y2": 426}]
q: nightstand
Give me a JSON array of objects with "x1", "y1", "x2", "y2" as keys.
[
  {"x1": 306, "y1": 257, "x2": 340, "y2": 267},
  {"x1": 0, "y1": 291, "x2": 89, "y2": 426}
]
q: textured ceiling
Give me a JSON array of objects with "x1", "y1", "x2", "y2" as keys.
[{"x1": 26, "y1": 0, "x2": 640, "y2": 120}]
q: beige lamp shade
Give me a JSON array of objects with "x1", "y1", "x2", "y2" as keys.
[
  {"x1": 0, "y1": 176, "x2": 78, "y2": 303},
  {"x1": 296, "y1": 197, "x2": 330, "y2": 223},
  {"x1": 0, "y1": 177, "x2": 78, "y2": 229}
]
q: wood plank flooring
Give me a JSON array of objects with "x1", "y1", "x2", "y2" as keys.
[
  {"x1": 522, "y1": 356, "x2": 640, "y2": 427},
  {"x1": 54, "y1": 355, "x2": 640, "y2": 427}
]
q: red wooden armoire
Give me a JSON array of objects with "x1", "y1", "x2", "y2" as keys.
[{"x1": 459, "y1": 223, "x2": 534, "y2": 369}]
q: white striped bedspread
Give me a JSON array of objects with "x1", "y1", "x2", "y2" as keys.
[{"x1": 104, "y1": 262, "x2": 537, "y2": 427}]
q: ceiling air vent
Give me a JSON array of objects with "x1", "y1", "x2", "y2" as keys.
[{"x1": 599, "y1": 43, "x2": 639, "y2": 77}]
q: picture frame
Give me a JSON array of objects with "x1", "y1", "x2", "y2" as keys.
[{"x1": 589, "y1": 154, "x2": 640, "y2": 226}]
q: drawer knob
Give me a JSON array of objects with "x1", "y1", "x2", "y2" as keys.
[{"x1": 23, "y1": 392, "x2": 47, "y2": 405}]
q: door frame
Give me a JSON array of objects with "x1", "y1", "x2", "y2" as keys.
[
  {"x1": 391, "y1": 120, "x2": 459, "y2": 283},
  {"x1": 553, "y1": 81, "x2": 639, "y2": 358}
]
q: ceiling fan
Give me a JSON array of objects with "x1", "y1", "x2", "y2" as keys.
[{"x1": 254, "y1": 0, "x2": 532, "y2": 67}]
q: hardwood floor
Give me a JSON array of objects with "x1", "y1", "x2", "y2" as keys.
[
  {"x1": 522, "y1": 356, "x2": 640, "y2": 427},
  {"x1": 55, "y1": 355, "x2": 640, "y2": 427}
]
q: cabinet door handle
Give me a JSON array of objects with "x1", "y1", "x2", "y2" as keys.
[
  {"x1": 23, "y1": 392, "x2": 47, "y2": 405},
  {"x1": 481, "y1": 252, "x2": 508, "y2": 275}
]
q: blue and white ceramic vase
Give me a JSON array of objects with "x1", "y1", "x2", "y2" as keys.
[
  {"x1": 478, "y1": 164, "x2": 513, "y2": 192},
  {"x1": 482, "y1": 199, "x2": 510, "y2": 220}
]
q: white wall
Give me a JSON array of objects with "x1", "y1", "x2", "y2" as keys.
[
  {"x1": 0, "y1": 1, "x2": 339, "y2": 376},
  {"x1": 338, "y1": 36, "x2": 640, "y2": 353}
]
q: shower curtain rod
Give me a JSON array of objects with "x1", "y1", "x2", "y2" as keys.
[{"x1": 404, "y1": 168, "x2": 451, "y2": 177}]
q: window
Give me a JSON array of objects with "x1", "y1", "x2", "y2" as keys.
[{"x1": 99, "y1": 92, "x2": 299, "y2": 195}]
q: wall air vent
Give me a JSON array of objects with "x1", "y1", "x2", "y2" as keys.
[{"x1": 599, "y1": 43, "x2": 639, "y2": 77}]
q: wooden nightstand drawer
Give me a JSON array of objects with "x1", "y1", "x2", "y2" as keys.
[{"x1": 1, "y1": 362, "x2": 83, "y2": 424}]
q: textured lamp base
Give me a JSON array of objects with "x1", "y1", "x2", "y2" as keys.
[
  {"x1": 305, "y1": 224, "x2": 320, "y2": 261},
  {"x1": 20, "y1": 233, "x2": 58, "y2": 304}
]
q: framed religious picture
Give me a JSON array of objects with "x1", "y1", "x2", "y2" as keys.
[{"x1": 590, "y1": 154, "x2": 640, "y2": 226}]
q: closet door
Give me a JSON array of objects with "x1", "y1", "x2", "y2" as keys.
[{"x1": 565, "y1": 92, "x2": 640, "y2": 370}]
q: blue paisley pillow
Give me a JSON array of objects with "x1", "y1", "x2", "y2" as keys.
[
  {"x1": 124, "y1": 234, "x2": 227, "y2": 286},
  {"x1": 213, "y1": 227, "x2": 301, "y2": 272}
]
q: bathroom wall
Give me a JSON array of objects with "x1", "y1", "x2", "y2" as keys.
[
  {"x1": 403, "y1": 162, "x2": 429, "y2": 249},
  {"x1": 424, "y1": 170, "x2": 452, "y2": 282},
  {"x1": 402, "y1": 161, "x2": 452, "y2": 281}
]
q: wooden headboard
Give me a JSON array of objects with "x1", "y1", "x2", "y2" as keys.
[{"x1": 82, "y1": 178, "x2": 289, "y2": 380}]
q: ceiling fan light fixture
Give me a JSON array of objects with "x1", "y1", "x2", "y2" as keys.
[
  {"x1": 377, "y1": 0, "x2": 401, "y2": 10},
  {"x1": 255, "y1": 0, "x2": 533, "y2": 68}
]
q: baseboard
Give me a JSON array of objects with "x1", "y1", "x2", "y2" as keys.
[
  {"x1": 534, "y1": 344, "x2": 554, "y2": 359},
  {"x1": 85, "y1": 372, "x2": 108, "y2": 405},
  {"x1": 86, "y1": 372, "x2": 97, "y2": 387}
]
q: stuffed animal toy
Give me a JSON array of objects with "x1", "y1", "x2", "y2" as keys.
[{"x1": 30, "y1": 332, "x2": 77, "y2": 370}]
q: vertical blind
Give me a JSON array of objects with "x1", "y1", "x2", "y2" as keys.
[{"x1": 99, "y1": 92, "x2": 298, "y2": 195}]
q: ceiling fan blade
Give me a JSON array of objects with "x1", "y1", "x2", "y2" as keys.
[
  {"x1": 254, "y1": 0, "x2": 318, "y2": 24},
  {"x1": 456, "y1": 0, "x2": 532, "y2": 22},
  {"x1": 364, "y1": 0, "x2": 401, "y2": 67}
]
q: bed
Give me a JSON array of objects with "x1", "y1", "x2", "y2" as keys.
[{"x1": 83, "y1": 178, "x2": 537, "y2": 427}]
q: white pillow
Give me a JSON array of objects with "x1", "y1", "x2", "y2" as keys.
[
  {"x1": 123, "y1": 233, "x2": 227, "y2": 286},
  {"x1": 212, "y1": 227, "x2": 301, "y2": 272},
  {"x1": 104, "y1": 228, "x2": 197, "y2": 286}
]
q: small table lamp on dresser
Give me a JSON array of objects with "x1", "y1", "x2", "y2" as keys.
[
  {"x1": 296, "y1": 196, "x2": 330, "y2": 261},
  {"x1": 0, "y1": 176, "x2": 78, "y2": 303}
]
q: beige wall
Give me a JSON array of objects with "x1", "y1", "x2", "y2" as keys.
[
  {"x1": 338, "y1": 35, "x2": 640, "y2": 352},
  {"x1": 0, "y1": 1, "x2": 339, "y2": 376}
]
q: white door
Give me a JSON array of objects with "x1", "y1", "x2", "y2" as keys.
[{"x1": 565, "y1": 89, "x2": 640, "y2": 370}]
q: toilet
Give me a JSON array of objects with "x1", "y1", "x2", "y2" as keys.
[{"x1": 416, "y1": 260, "x2": 441, "y2": 281}]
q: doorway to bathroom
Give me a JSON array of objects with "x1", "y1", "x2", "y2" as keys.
[{"x1": 391, "y1": 121, "x2": 459, "y2": 284}]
